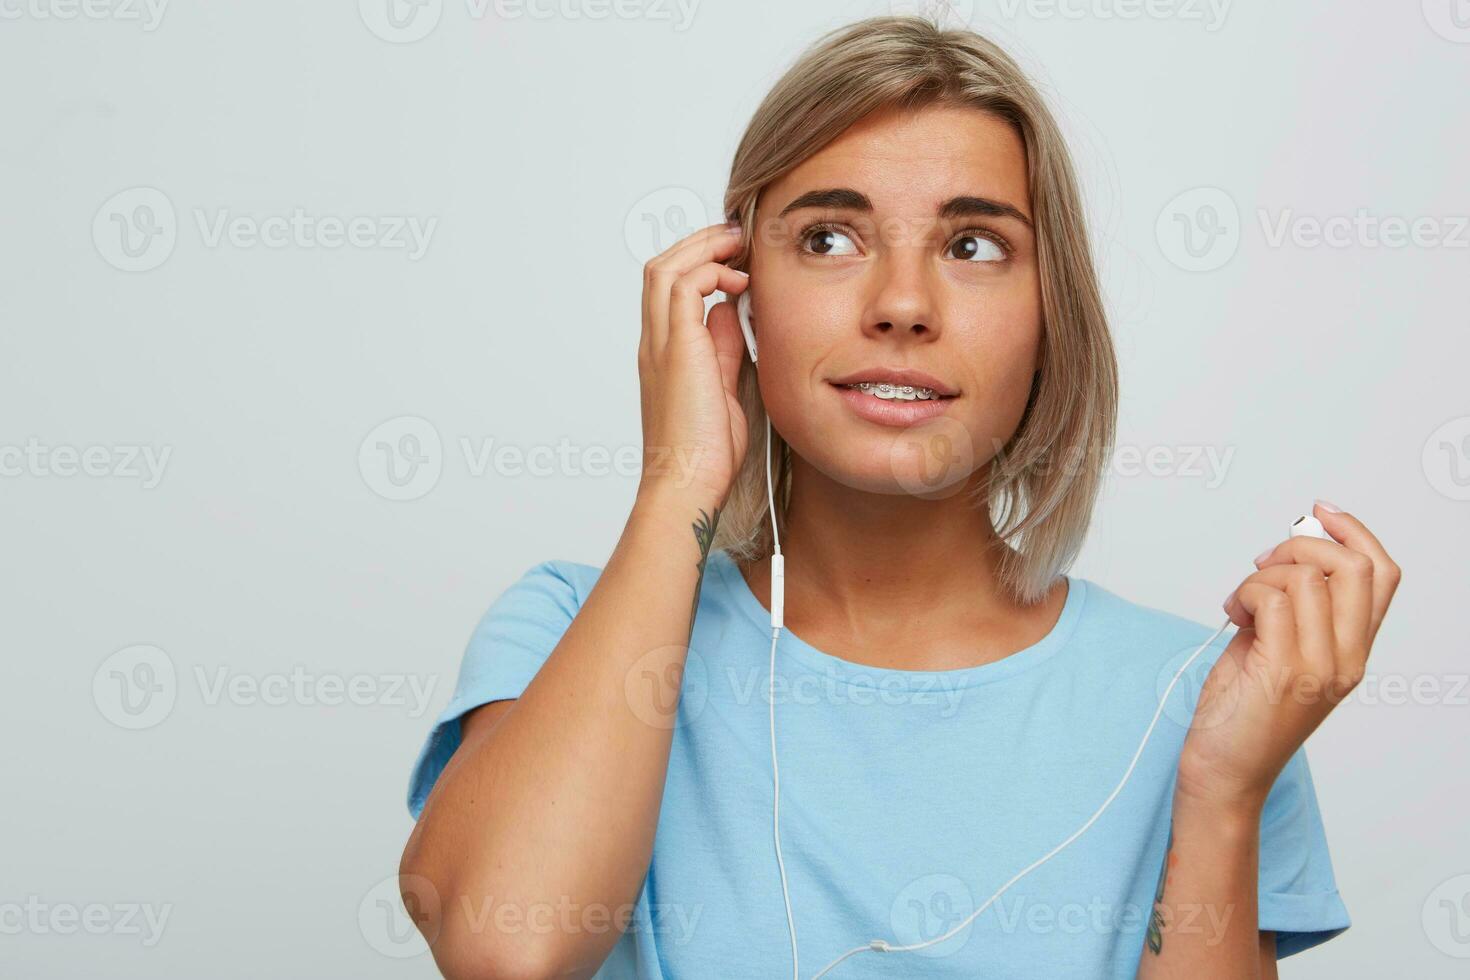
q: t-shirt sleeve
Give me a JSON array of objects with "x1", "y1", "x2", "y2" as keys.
[
  {"x1": 405, "y1": 560, "x2": 587, "y2": 819},
  {"x1": 1257, "y1": 745, "x2": 1351, "y2": 957}
]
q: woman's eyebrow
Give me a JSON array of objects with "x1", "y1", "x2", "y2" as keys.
[
  {"x1": 777, "y1": 187, "x2": 1033, "y2": 229},
  {"x1": 939, "y1": 195, "x2": 1033, "y2": 229}
]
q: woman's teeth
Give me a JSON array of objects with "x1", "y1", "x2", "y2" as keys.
[{"x1": 844, "y1": 382, "x2": 942, "y2": 401}]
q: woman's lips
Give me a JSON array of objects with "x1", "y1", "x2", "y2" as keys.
[{"x1": 831, "y1": 383, "x2": 956, "y2": 427}]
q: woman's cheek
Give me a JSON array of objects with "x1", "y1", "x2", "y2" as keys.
[{"x1": 951, "y1": 314, "x2": 1043, "y2": 449}]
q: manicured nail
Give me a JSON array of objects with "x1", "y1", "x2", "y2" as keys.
[
  {"x1": 1253, "y1": 546, "x2": 1274, "y2": 565},
  {"x1": 1314, "y1": 498, "x2": 1342, "y2": 513},
  {"x1": 726, "y1": 223, "x2": 743, "y2": 235},
  {"x1": 1222, "y1": 590, "x2": 1235, "y2": 611},
  {"x1": 732, "y1": 268, "x2": 749, "y2": 277}
]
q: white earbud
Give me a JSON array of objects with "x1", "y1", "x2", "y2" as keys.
[
  {"x1": 737, "y1": 290, "x2": 758, "y2": 364},
  {"x1": 1289, "y1": 514, "x2": 1331, "y2": 540}
]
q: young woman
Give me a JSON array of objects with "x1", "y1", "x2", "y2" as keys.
[{"x1": 398, "y1": 15, "x2": 1400, "y2": 979}]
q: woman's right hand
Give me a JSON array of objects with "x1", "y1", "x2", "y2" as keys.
[{"x1": 637, "y1": 221, "x2": 753, "y2": 508}]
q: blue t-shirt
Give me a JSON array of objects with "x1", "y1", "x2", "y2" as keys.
[{"x1": 407, "y1": 549, "x2": 1350, "y2": 978}]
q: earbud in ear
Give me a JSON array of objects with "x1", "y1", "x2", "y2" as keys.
[{"x1": 736, "y1": 290, "x2": 758, "y2": 364}]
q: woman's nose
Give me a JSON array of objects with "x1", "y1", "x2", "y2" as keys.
[{"x1": 862, "y1": 258, "x2": 940, "y2": 343}]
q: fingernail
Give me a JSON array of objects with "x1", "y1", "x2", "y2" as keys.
[
  {"x1": 1253, "y1": 546, "x2": 1274, "y2": 565},
  {"x1": 1314, "y1": 498, "x2": 1342, "y2": 513},
  {"x1": 1222, "y1": 590, "x2": 1235, "y2": 611},
  {"x1": 726, "y1": 223, "x2": 743, "y2": 235},
  {"x1": 731, "y1": 268, "x2": 749, "y2": 277}
]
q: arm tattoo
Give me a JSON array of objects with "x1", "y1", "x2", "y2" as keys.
[
  {"x1": 1147, "y1": 826, "x2": 1174, "y2": 954},
  {"x1": 688, "y1": 506, "x2": 721, "y2": 641}
]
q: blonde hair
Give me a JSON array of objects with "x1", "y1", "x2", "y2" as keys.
[{"x1": 714, "y1": 14, "x2": 1118, "y2": 607}]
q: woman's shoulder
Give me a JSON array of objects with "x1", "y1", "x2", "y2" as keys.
[
  {"x1": 486, "y1": 557, "x2": 606, "y2": 616},
  {"x1": 532, "y1": 557, "x2": 605, "y2": 590},
  {"x1": 486, "y1": 551, "x2": 753, "y2": 626}
]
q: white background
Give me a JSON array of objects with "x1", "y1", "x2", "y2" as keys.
[{"x1": 1, "y1": 0, "x2": 1467, "y2": 976}]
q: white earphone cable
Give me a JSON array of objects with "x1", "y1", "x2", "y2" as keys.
[
  {"x1": 805, "y1": 614, "x2": 1232, "y2": 977},
  {"x1": 759, "y1": 409, "x2": 1236, "y2": 978},
  {"x1": 763, "y1": 415, "x2": 799, "y2": 980}
]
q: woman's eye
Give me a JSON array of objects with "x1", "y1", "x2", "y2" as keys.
[
  {"x1": 803, "y1": 228, "x2": 858, "y2": 256},
  {"x1": 949, "y1": 234, "x2": 1006, "y2": 262}
]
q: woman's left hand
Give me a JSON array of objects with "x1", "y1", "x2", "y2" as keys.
[{"x1": 1176, "y1": 500, "x2": 1402, "y2": 810}]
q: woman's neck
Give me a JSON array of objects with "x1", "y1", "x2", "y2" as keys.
[
  {"x1": 781, "y1": 461, "x2": 1003, "y2": 608},
  {"x1": 736, "y1": 457, "x2": 1066, "y2": 671}
]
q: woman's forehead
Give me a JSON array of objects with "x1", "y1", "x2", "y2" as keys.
[{"x1": 763, "y1": 105, "x2": 1030, "y2": 220}]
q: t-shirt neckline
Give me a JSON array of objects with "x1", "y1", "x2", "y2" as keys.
[{"x1": 709, "y1": 548, "x2": 1087, "y2": 688}]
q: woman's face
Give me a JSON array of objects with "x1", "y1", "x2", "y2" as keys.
[{"x1": 748, "y1": 103, "x2": 1042, "y2": 498}]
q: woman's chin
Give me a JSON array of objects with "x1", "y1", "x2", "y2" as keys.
[{"x1": 801, "y1": 435, "x2": 979, "y2": 501}]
